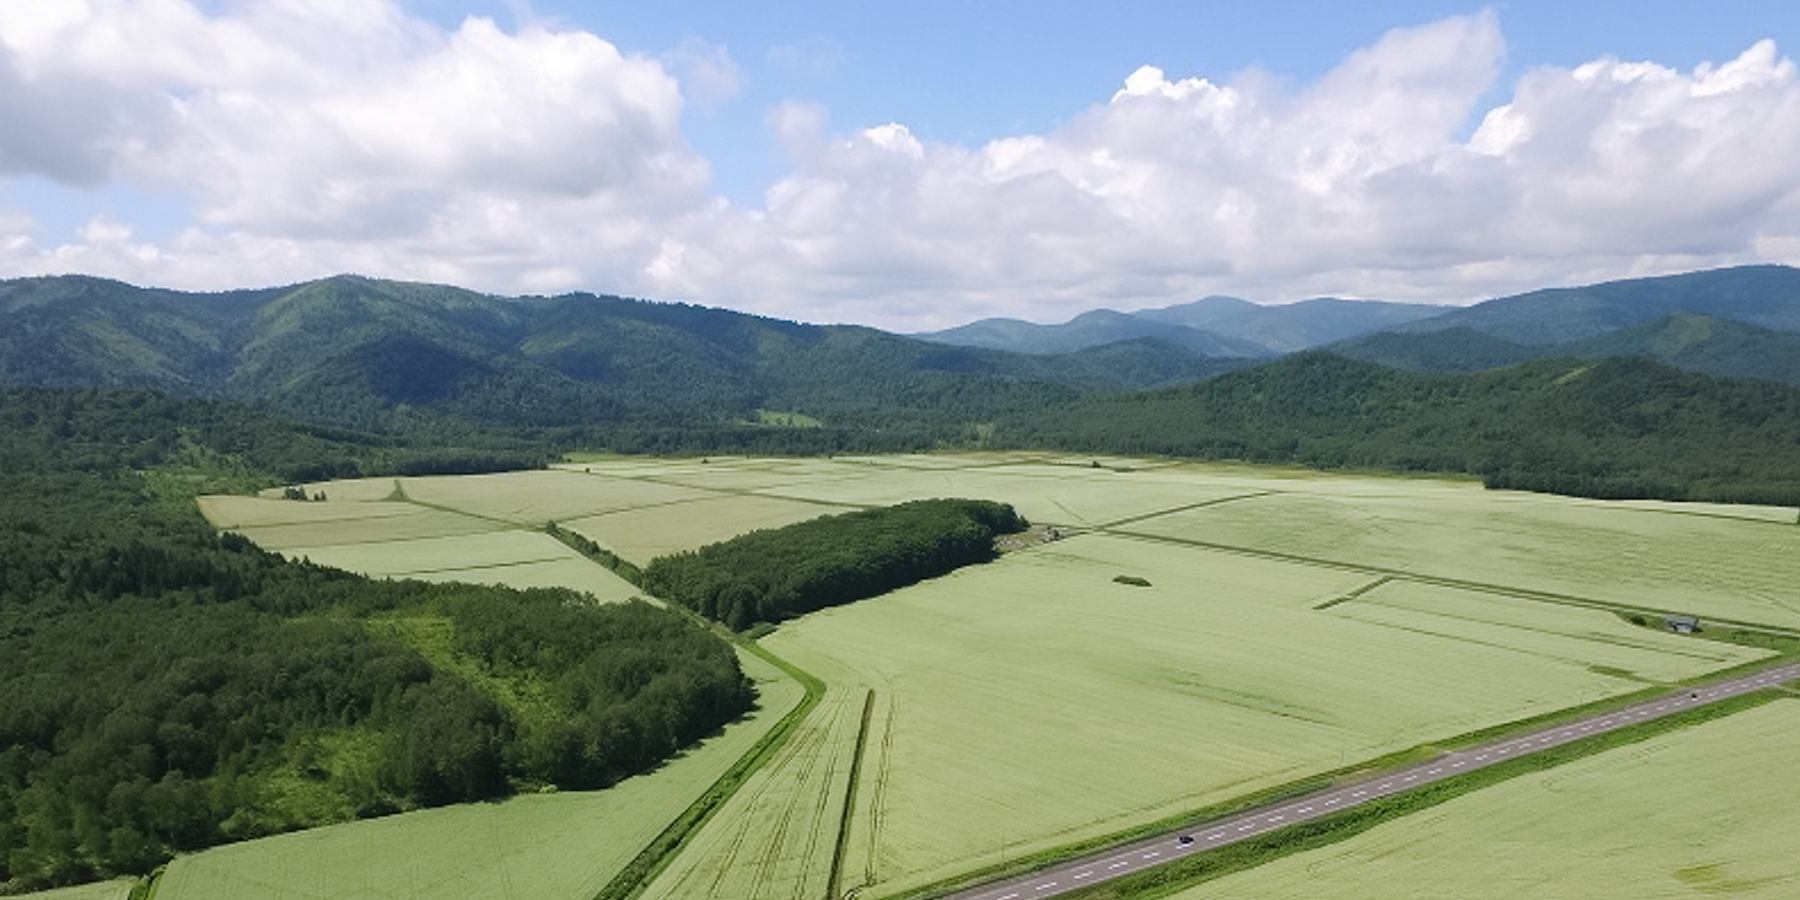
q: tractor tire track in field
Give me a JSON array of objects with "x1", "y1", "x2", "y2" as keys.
[
  {"x1": 653, "y1": 685, "x2": 855, "y2": 900},
  {"x1": 1092, "y1": 492, "x2": 1275, "y2": 531},
  {"x1": 862, "y1": 688, "x2": 899, "y2": 892},
  {"x1": 731, "y1": 709, "x2": 833, "y2": 899},
  {"x1": 795, "y1": 692, "x2": 854, "y2": 900},
  {"x1": 827, "y1": 689, "x2": 877, "y2": 900},
  {"x1": 646, "y1": 702, "x2": 821, "y2": 900}
]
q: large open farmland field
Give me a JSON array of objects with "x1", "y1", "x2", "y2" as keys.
[
  {"x1": 762, "y1": 531, "x2": 1771, "y2": 896},
  {"x1": 153, "y1": 650, "x2": 806, "y2": 900},
  {"x1": 1167, "y1": 697, "x2": 1800, "y2": 900},
  {"x1": 198, "y1": 481, "x2": 642, "y2": 602},
  {"x1": 193, "y1": 455, "x2": 1800, "y2": 900},
  {"x1": 1126, "y1": 482, "x2": 1800, "y2": 628}
]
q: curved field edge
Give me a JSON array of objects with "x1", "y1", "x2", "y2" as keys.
[
  {"x1": 143, "y1": 648, "x2": 805, "y2": 900},
  {"x1": 887, "y1": 657, "x2": 1800, "y2": 900}
]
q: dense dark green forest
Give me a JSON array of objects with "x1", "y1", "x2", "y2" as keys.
[
  {"x1": 642, "y1": 499, "x2": 1026, "y2": 629},
  {"x1": 0, "y1": 388, "x2": 752, "y2": 891},
  {"x1": 0, "y1": 274, "x2": 1233, "y2": 439},
  {"x1": 994, "y1": 353, "x2": 1800, "y2": 506}
]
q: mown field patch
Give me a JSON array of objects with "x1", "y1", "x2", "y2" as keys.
[
  {"x1": 751, "y1": 464, "x2": 1252, "y2": 529},
  {"x1": 562, "y1": 494, "x2": 855, "y2": 565},
  {"x1": 217, "y1": 505, "x2": 507, "y2": 548}
]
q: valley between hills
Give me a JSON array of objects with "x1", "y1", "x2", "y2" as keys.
[{"x1": 4, "y1": 265, "x2": 1800, "y2": 900}]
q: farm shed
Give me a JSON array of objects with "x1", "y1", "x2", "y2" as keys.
[{"x1": 1663, "y1": 614, "x2": 1701, "y2": 634}]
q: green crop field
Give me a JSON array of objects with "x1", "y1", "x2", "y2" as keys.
[
  {"x1": 1127, "y1": 482, "x2": 1800, "y2": 628},
  {"x1": 153, "y1": 650, "x2": 806, "y2": 900},
  {"x1": 1168, "y1": 697, "x2": 1800, "y2": 900},
  {"x1": 8, "y1": 880, "x2": 136, "y2": 900},
  {"x1": 637, "y1": 684, "x2": 867, "y2": 900},
  {"x1": 762, "y1": 531, "x2": 1771, "y2": 896},
  {"x1": 191, "y1": 454, "x2": 1800, "y2": 900},
  {"x1": 560, "y1": 493, "x2": 855, "y2": 563},
  {"x1": 199, "y1": 487, "x2": 642, "y2": 602}
]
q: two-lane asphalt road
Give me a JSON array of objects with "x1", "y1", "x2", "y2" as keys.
[{"x1": 939, "y1": 659, "x2": 1800, "y2": 900}]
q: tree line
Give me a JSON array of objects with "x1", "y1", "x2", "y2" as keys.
[
  {"x1": 641, "y1": 499, "x2": 1026, "y2": 629},
  {"x1": 0, "y1": 387, "x2": 752, "y2": 891}
]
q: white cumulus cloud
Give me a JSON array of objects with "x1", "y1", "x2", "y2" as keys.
[
  {"x1": 4, "y1": 6, "x2": 1800, "y2": 331},
  {"x1": 0, "y1": 0, "x2": 713, "y2": 293}
]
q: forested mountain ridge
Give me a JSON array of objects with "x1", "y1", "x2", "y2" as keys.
[
  {"x1": 1387, "y1": 264, "x2": 1800, "y2": 345},
  {"x1": 0, "y1": 274, "x2": 1245, "y2": 435},
  {"x1": 10, "y1": 265, "x2": 1800, "y2": 437},
  {"x1": 994, "y1": 352, "x2": 1800, "y2": 506},
  {"x1": 1331, "y1": 312, "x2": 1800, "y2": 386},
  {"x1": 916, "y1": 295, "x2": 1449, "y2": 356}
]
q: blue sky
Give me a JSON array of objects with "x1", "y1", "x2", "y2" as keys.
[
  {"x1": 3, "y1": 1, "x2": 1799, "y2": 329},
  {"x1": 419, "y1": 0, "x2": 1797, "y2": 204}
]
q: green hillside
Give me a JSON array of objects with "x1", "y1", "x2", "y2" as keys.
[
  {"x1": 1391, "y1": 264, "x2": 1800, "y2": 344},
  {"x1": 0, "y1": 275, "x2": 1242, "y2": 436},
  {"x1": 1332, "y1": 313, "x2": 1800, "y2": 387},
  {"x1": 995, "y1": 352, "x2": 1800, "y2": 506}
]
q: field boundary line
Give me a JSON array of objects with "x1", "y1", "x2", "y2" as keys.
[
  {"x1": 383, "y1": 483, "x2": 524, "y2": 528},
  {"x1": 380, "y1": 555, "x2": 576, "y2": 576},
  {"x1": 1093, "y1": 492, "x2": 1275, "y2": 530},
  {"x1": 1312, "y1": 576, "x2": 1392, "y2": 610},
  {"x1": 829, "y1": 689, "x2": 878, "y2": 900},
  {"x1": 1103, "y1": 528, "x2": 1800, "y2": 638}
]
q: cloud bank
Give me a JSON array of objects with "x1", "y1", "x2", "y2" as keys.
[{"x1": 2, "y1": 3, "x2": 1799, "y2": 330}]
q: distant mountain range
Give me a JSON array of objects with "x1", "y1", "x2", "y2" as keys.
[
  {"x1": 918, "y1": 264, "x2": 1800, "y2": 387},
  {"x1": 6, "y1": 264, "x2": 1800, "y2": 440},
  {"x1": 8, "y1": 264, "x2": 1800, "y2": 505},
  {"x1": 915, "y1": 296, "x2": 1451, "y2": 357}
]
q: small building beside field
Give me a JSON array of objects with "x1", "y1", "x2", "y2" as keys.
[{"x1": 1663, "y1": 614, "x2": 1701, "y2": 634}]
